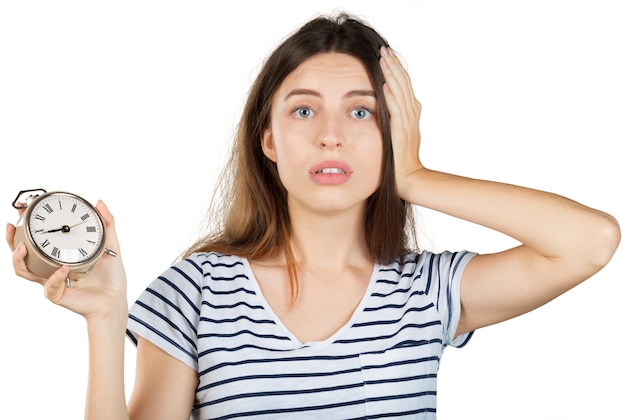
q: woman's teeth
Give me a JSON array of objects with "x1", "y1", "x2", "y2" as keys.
[{"x1": 316, "y1": 168, "x2": 346, "y2": 174}]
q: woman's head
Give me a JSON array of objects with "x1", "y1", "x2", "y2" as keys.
[
  {"x1": 247, "y1": 13, "x2": 391, "y2": 149},
  {"x1": 189, "y1": 12, "x2": 416, "y2": 286}
]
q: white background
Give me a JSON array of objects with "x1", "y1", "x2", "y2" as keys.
[{"x1": 1, "y1": 1, "x2": 624, "y2": 419}]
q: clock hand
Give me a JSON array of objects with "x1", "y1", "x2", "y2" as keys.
[
  {"x1": 42, "y1": 220, "x2": 88, "y2": 234},
  {"x1": 67, "y1": 220, "x2": 88, "y2": 230},
  {"x1": 43, "y1": 226, "x2": 67, "y2": 234}
]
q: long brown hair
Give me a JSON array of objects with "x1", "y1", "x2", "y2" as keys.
[{"x1": 184, "y1": 13, "x2": 417, "y2": 300}]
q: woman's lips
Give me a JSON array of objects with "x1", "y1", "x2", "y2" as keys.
[{"x1": 309, "y1": 160, "x2": 353, "y2": 185}]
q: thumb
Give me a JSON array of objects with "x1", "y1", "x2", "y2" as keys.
[{"x1": 44, "y1": 265, "x2": 70, "y2": 304}]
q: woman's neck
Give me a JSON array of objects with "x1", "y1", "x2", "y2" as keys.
[{"x1": 287, "y1": 202, "x2": 372, "y2": 271}]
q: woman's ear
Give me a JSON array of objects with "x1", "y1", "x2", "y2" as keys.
[{"x1": 261, "y1": 128, "x2": 277, "y2": 162}]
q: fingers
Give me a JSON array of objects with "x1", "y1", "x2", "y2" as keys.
[
  {"x1": 9, "y1": 220, "x2": 53, "y2": 286},
  {"x1": 379, "y1": 47, "x2": 424, "y2": 191},
  {"x1": 12, "y1": 240, "x2": 72, "y2": 304},
  {"x1": 380, "y1": 47, "x2": 411, "y2": 89},
  {"x1": 6, "y1": 223, "x2": 17, "y2": 252},
  {"x1": 11, "y1": 241, "x2": 45, "y2": 284},
  {"x1": 380, "y1": 46, "x2": 421, "y2": 117},
  {"x1": 96, "y1": 200, "x2": 121, "y2": 257},
  {"x1": 11, "y1": 241, "x2": 27, "y2": 273},
  {"x1": 96, "y1": 200, "x2": 114, "y2": 228}
]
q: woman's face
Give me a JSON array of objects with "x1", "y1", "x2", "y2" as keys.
[{"x1": 262, "y1": 53, "x2": 383, "y2": 218}]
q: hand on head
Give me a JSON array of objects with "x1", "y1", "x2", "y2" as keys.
[{"x1": 379, "y1": 46, "x2": 425, "y2": 199}]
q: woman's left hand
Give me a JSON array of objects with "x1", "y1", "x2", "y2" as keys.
[
  {"x1": 378, "y1": 49, "x2": 620, "y2": 338},
  {"x1": 380, "y1": 46, "x2": 424, "y2": 199}
]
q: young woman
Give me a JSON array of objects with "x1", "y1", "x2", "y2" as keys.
[{"x1": 7, "y1": 13, "x2": 620, "y2": 420}]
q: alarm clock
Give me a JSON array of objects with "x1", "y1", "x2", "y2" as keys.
[{"x1": 12, "y1": 189, "x2": 113, "y2": 283}]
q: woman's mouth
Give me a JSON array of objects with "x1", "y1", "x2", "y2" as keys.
[{"x1": 309, "y1": 161, "x2": 352, "y2": 185}]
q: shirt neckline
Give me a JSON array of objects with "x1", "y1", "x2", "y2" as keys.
[{"x1": 240, "y1": 257, "x2": 380, "y2": 350}]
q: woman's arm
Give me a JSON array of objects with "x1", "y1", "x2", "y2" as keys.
[
  {"x1": 7, "y1": 202, "x2": 196, "y2": 419},
  {"x1": 85, "y1": 308, "x2": 129, "y2": 420},
  {"x1": 399, "y1": 169, "x2": 618, "y2": 336},
  {"x1": 128, "y1": 338, "x2": 198, "y2": 420},
  {"x1": 85, "y1": 318, "x2": 198, "y2": 420},
  {"x1": 8, "y1": 201, "x2": 130, "y2": 419},
  {"x1": 380, "y1": 47, "x2": 621, "y2": 335}
]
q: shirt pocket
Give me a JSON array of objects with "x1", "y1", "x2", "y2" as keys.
[{"x1": 358, "y1": 341, "x2": 441, "y2": 419}]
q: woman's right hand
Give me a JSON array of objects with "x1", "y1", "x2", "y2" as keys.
[{"x1": 6, "y1": 200, "x2": 128, "y2": 321}]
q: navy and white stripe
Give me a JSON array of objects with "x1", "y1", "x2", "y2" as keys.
[{"x1": 127, "y1": 250, "x2": 475, "y2": 419}]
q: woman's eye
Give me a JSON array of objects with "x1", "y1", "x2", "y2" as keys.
[
  {"x1": 350, "y1": 108, "x2": 373, "y2": 120},
  {"x1": 294, "y1": 107, "x2": 315, "y2": 119}
]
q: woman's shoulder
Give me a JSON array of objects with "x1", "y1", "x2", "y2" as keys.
[
  {"x1": 182, "y1": 251, "x2": 245, "y2": 266},
  {"x1": 381, "y1": 249, "x2": 476, "y2": 280},
  {"x1": 392, "y1": 249, "x2": 475, "y2": 266},
  {"x1": 174, "y1": 251, "x2": 248, "y2": 279},
  {"x1": 150, "y1": 252, "x2": 249, "y2": 296}
]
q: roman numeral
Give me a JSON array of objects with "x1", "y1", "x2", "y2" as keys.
[
  {"x1": 81, "y1": 213, "x2": 90, "y2": 221},
  {"x1": 52, "y1": 247, "x2": 60, "y2": 258},
  {"x1": 78, "y1": 248, "x2": 88, "y2": 257},
  {"x1": 40, "y1": 239, "x2": 50, "y2": 248},
  {"x1": 87, "y1": 240, "x2": 96, "y2": 245},
  {"x1": 86, "y1": 226, "x2": 96, "y2": 233},
  {"x1": 58, "y1": 200, "x2": 63, "y2": 210},
  {"x1": 71, "y1": 203, "x2": 77, "y2": 213},
  {"x1": 43, "y1": 204, "x2": 53, "y2": 213},
  {"x1": 35, "y1": 214, "x2": 45, "y2": 221}
]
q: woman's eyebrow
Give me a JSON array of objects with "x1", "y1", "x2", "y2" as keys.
[
  {"x1": 284, "y1": 88, "x2": 376, "y2": 101},
  {"x1": 284, "y1": 89, "x2": 320, "y2": 101},
  {"x1": 345, "y1": 89, "x2": 376, "y2": 98}
]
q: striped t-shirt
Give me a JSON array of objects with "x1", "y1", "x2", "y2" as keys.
[{"x1": 127, "y1": 250, "x2": 475, "y2": 419}]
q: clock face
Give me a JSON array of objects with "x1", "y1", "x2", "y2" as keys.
[{"x1": 26, "y1": 193, "x2": 105, "y2": 264}]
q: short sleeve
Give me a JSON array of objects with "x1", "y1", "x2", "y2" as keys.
[
  {"x1": 126, "y1": 255, "x2": 205, "y2": 371},
  {"x1": 435, "y1": 250, "x2": 476, "y2": 348}
]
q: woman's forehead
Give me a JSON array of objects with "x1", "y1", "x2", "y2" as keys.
[{"x1": 279, "y1": 53, "x2": 373, "y2": 92}]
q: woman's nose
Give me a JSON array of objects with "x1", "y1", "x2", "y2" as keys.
[{"x1": 317, "y1": 115, "x2": 344, "y2": 149}]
